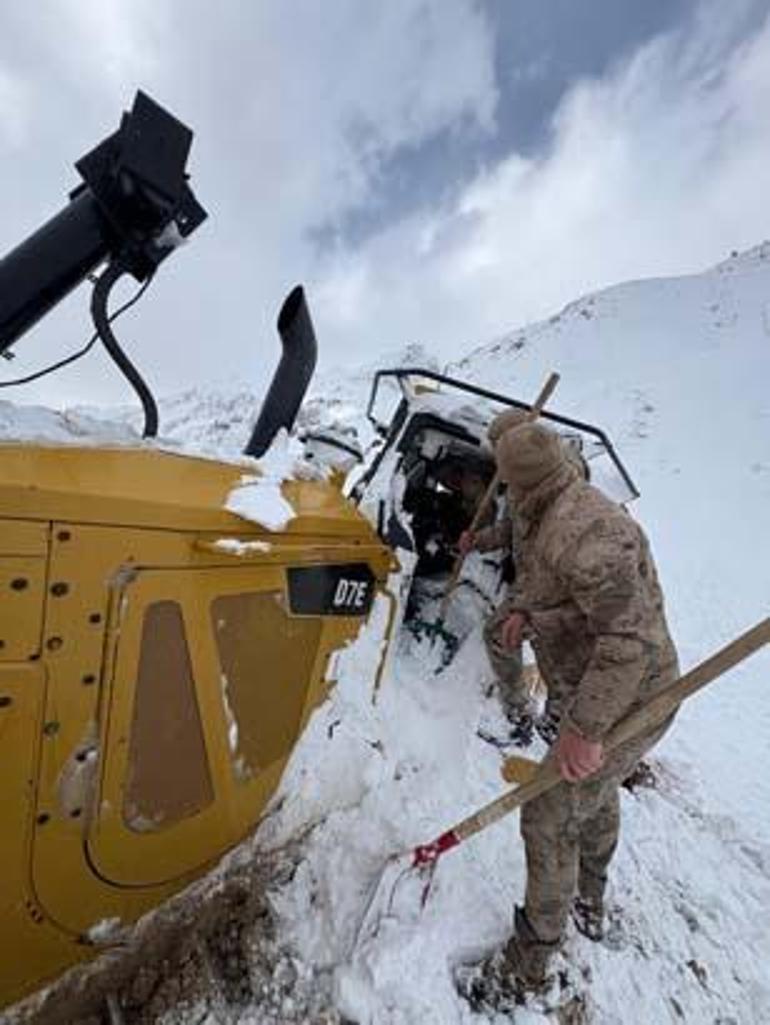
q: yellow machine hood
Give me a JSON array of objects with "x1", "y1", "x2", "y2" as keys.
[{"x1": 0, "y1": 444, "x2": 372, "y2": 538}]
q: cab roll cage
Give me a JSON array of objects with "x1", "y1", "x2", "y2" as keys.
[{"x1": 363, "y1": 367, "x2": 639, "y2": 500}]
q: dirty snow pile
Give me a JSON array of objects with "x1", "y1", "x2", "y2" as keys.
[{"x1": 2, "y1": 246, "x2": 770, "y2": 1024}]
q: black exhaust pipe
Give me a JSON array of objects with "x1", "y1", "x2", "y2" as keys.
[{"x1": 244, "y1": 285, "x2": 318, "y2": 458}]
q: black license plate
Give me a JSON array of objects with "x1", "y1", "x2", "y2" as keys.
[{"x1": 287, "y1": 563, "x2": 376, "y2": 617}]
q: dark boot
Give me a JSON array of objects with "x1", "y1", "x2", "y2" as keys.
[
  {"x1": 571, "y1": 895, "x2": 604, "y2": 942},
  {"x1": 501, "y1": 906, "x2": 559, "y2": 991},
  {"x1": 455, "y1": 907, "x2": 558, "y2": 1011}
]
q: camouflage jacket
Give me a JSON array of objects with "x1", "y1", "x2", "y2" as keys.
[
  {"x1": 506, "y1": 464, "x2": 678, "y2": 741},
  {"x1": 473, "y1": 443, "x2": 585, "y2": 556}
]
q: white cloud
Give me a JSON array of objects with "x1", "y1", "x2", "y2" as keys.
[
  {"x1": 0, "y1": 0, "x2": 498, "y2": 405},
  {"x1": 0, "y1": 65, "x2": 31, "y2": 150},
  {"x1": 5, "y1": 0, "x2": 768, "y2": 412},
  {"x1": 56, "y1": 0, "x2": 168, "y2": 96},
  {"x1": 201, "y1": 0, "x2": 498, "y2": 239},
  {"x1": 310, "y1": 2, "x2": 770, "y2": 364}
]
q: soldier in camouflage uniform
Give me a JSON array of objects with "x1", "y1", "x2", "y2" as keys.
[
  {"x1": 462, "y1": 408, "x2": 588, "y2": 731},
  {"x1": 488, "y1": 421, "x2": 679, "y2": 991},
  {"x1": 465, "y1": 407, "x2": 532, "y2": 718}
]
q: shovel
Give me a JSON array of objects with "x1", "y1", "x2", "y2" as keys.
[
  {"x1": 353, "y1": 616, "x2": 770, "y2": 950},
  {"x1": 425, "y1": 371, "x2": 561, "y2": 658}
]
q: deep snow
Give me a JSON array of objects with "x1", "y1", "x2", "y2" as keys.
[{"x1": 2, "y1": 246, "x2": 769, "y2": 1024}]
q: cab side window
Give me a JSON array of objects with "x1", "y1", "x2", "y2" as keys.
[
  {"x1": 124, "y1": 600, "x2": 214, "y2": 831},
  {"x1": 211, "y1": 591, "x2": 323, "y2": 779}
]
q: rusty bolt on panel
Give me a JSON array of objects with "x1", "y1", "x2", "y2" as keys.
[{"x1": 25, "y1": 900, "x2": 45, "y2": 924}]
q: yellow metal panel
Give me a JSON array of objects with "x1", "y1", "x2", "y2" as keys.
[
  {"x1": 0, "y1": 662, "x2": 46, "y2": 927},
  {"x1": 0, "y1": 445, "x2": 379, "y2": 539},
  {"x1": 192, "y1": 535, "x2": 395, "y2": 578},
  {"x1": 211, "y1": 591, "x2": 324, "y2": 771},
  {"x1": 0, "y1": 518, "x2": 49, "y2": 556},
  {"x1": 31, "y1": 525, "x2": 185, "y2": 937},
  {"x1": 29, "y1": 517, "x2": 317, "y2": 930},
  {"x1": 17, "y1": 512, "x2": 392, "y2": 1006},
  {"x1": 0, "y1": 911, "x2": 90, "y2": 1011},
  {"x1": 195, "y1": 568, "x2": 374, "y2": 848},
  {"x1": 88, "y1": 559, "x2": 382, "y2": 883},
  {"x1": 0, "y1": 557, "x2": 46, "y2": 662},
  {"x1": 0, "y1": 662, "x2": 90, "y2": 1011},
  {"x1": 88, "y1": 570, "x2": 231, "y2": 886},
  {"x1": 223, "y1": 612, "x2": 367, "y2": 838},
  {"x1": 125, "y1": 601, "x2": 215, "y2": 828}
]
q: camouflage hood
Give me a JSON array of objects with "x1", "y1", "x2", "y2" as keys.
[
  {"x1": 487, "y1": 406, "x2": 534, "y2": 445},
  {"x1": 496, "y1": 422, "x2": 579, "y2": 529},
  {"x1": 513, "y1": 461, "x2": 580, "y2": 535},
  {"x1": 496, "y1": 422, "x2": 569, "y2": 491}
]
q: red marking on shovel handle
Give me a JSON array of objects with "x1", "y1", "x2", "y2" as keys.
[{"x1": 412, "y1": 829, "x2": 460, "y2": 868}]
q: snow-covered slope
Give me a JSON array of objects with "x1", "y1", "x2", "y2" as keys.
[{"x1": 3, "y1": 248, "x2": 769, "y2": 1025}]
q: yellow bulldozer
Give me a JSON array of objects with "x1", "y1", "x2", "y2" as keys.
[
  {"x1": 0, "y1": 93, "x2": 638, "y2": 1012},
  {"x1": 0, "y1": 93, "x2": 396, "y2": 1009},
  {"x1": 0, "y1": 441, "x2": 393, "y2": 1008}
]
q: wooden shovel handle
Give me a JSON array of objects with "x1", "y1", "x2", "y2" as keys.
[
  {"x1": 440, "y1": 371, "x2": 561, "y2": 617},
  {"x1": 439, "y1": 471, "x2": 501, "y2": 618},
  {"x1": 454, "y1": 617, "x2": 770, "y2": 843},
  {"x1": 528, "y1": 372, "x2": 561, "y2": 418}
]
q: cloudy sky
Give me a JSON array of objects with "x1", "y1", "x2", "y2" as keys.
[{"x1": 1, "y1": 0, "x2": 769, "y2": 409}]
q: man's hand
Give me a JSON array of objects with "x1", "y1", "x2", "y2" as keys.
[
  {"x1": 501, "y1": 611, "x2": 527, "y2": 650},
  {"x1": 555, "y1": 729, "x2": 604, "y2": 782},
  {"x1": 458, "y1": 530, "x2": 477, "y2": 556}
]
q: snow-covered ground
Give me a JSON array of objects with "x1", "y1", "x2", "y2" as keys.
[{"x1": 3, "y1": 246, "x2": 769, "y2": 1024}]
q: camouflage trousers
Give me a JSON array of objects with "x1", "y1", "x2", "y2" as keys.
[
  {"x1": 483, "y1": 604, "x2": 526, "y2": 713},
  {"x1": 519, "y1": 722, "x2": 669, "y2": 944}
]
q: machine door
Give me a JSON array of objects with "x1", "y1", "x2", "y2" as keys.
[
  {"x1": 87, "y1": 563, "x2": 327, "y2": 887},
  {"x1": 87, "y1": 569, "x2": 232, "y2": 887}
]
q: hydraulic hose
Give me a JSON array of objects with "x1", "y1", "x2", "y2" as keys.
[{"x1": 90, "y1": 261, "x2": 159, "y2": 438}]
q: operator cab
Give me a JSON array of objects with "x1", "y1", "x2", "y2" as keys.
[{"x1": 352, "y1": 369, "x2": 638, "y2": 630}]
